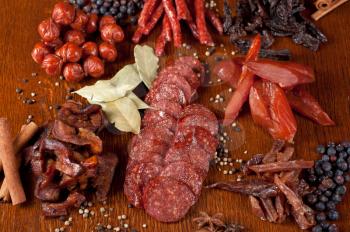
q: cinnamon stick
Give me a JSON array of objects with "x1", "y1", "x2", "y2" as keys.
[
  {"x1": 0, "y1": 122, "x2": 39, "y2": 203},
  {"x1": 0, "y1": 119, "x2": 37, "y2": 205}
]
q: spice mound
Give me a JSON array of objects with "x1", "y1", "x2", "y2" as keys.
[
  {"x1": 207, "y1": 141, "x2": 316, "y2": 230},
  {"x1": 124, "y1": 56, "x2": 219, "y2": 222},
  {"x1": 24, "y1": 101, "x2": 118, "y2": 217}
]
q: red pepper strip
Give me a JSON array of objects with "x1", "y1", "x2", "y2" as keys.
[
  {"x1": 246, "y1": 59, "x2": 315, "y2": 88},
  {"x1": 286, "y1": 87, "x2": 335, "y2": 126},
  {"x1": 205, "y1": 9, "x2": 223, "y2": 35},
  {"x1": 265, "y1": 81, "x2": 297, "y2": 142},
  {"x1": 249, "y1": 80, "x2": 273, "y2": 129},
  {"x1": 175, "y1": 0, "x2": 191, "y2": 20},
  {"x1": 163, "y1": 0, "x2": 182, "y2": 47},
  {"x1": 155, "y1": 18, "x2": 168, "y2": 56},
  {"x1": 132, "y1": 26, "x2": 144, "y2": 43},
  {"x1": 143, "y1": 4, "x2": 164, "y2": 35},
  {"x1": 194, "y1": 0, "x2": 214, "y2": 46},
  {"x1": 138, "y1": 0, "x2": 159, "y2": 28},
  {"x1": 223, "y1": 35, "x2": 261, "y2": 126},
  {"x1": 163, "y1": 15, "x2": 172, "y2": 42}
]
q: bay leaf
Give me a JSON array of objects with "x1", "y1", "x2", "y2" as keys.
[
  {"x1": 100, "y1": 97, "x2": 141, "y2": 134},
  {"x1": 134, "y1": 45, "x2": 159, "y2": 89},
  {"x1": 126, "y1": 92, "x2": 149, "y2": 109},
  {"x1": 74, "y1": 64, "x2": 141, "y2": 103}
]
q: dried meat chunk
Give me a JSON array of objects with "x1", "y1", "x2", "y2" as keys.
[
  {"x1": 160, "y1": 161, "x2": 204, "y2": 197},
  {"x1": 150, "y1": 100, "x2": 183, "y2": 118},
  {"x1": 180, "y1": 104, "x2": 217, "y2": 123},
  {"x1": 175, "y1": 56, "x2": 205, "y2": 80},
  {"x1": 142, "y1": 110, "x2": 177, "y2": 132},
  {"x1": 159, "y1": 64, "x2": 201, "y2": 90},
  {"x1": 143, "y1": 176, "x2": 196, "y2": 222},
  {"x1": 178, "y1": 113, "x2": 219, "y2": 136},
  {"x1": 145, "y1": 83, "x2": 187, "y2": 105}
]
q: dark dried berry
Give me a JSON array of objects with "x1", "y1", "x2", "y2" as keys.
[
  {"x1": 318, "y1": 195, "x2": 329, "y2": 203},
  {"x1": 306, "y1": 194, "x2": 318, "y2": 205},
  {"x1": 317, "y1": 145, "x2": 326, "y2": 154},
  {"x1": 334, "y1": 170, "x2": 343, "y2": 177},
  {"x1": 338, "y1": 151, "x2": 347, "y2": 159},
  {"x1": 327, "y1": 210, "x2": 339, "y2": 221},
  {"x1": 331, "y1": 194, "x2": 342, "y2": 203},
  {"x1": 329, "y1": 155, "x2": 337, "y2": 163},
  {"x1": 326, "y1": 201, "x2": 336, "y2": 210},
  {"x1": 328, "y1": 224, "x2": 339, "y2": 232},
  {"x1": 327, "y1": 147, "x2": 337, "y2": 156},
  {"x1": 324, "y1": 190, "x2": 332, "y2": 197},
  {"x1": 308, "y1": 174, "x2": 317, "y2": 183},
  {"x1": 315, "y1": 167, "x2": 324, "y2": 176},
  {"x1": 345, "y1": 174, "x2": 350, "y2": 182},
  {"x1": 336, "y1": 144, "x2": 344, "y2": 151},
  {"x1": 322, "y1": 162, "x2": 332, "y2": 172},
  {"x1": 334, "y1": 175, "x2": 344, "y2": 185},
  {"x1": 315, "y1": 202, "x2": 326, "y2": 211},
  {"x1": 335, "y1": 185, "x2": 346, "y2": 195},
  {"x1": 337, "y1": 159, "x2": 348, "y2": 171},
  {"x1": 325, "y1": 171, "x2": 334, "y2": 178},
  {"x1": 315, "y1": 212, "x2": 326, "y2": 222},
  {"x1": 312, "y1": 225, "x2": 322, "y2": 232},
  {"x1": 321, "y1": 178, "x2": 336, "y2": 189},
  {"x1": 321, "y1": 155, "x2": 330, "y2": 161}
]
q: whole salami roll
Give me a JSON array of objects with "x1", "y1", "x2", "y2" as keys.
[{"x1": 124, "y1": 57, "x2": 218, "y2": 222}]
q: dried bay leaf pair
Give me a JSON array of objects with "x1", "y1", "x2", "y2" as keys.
[{"x1": 75, "y1": 45, "x2": 159, "y2": 134}]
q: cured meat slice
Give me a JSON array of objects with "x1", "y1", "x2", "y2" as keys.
[
  {"x1": 175, "y1": 56, "x2": 205, "y2": 79},
  {"x1": 145, "y1": 83, "x2": 187, "y2": 105},
  {"x1": 175, "y1": 126, "x2": 218, "y2": 155},
  {"x1": 133, "y1": 126, "x2": 174, "y2": 147},
  {"x1": 150, "y1": 100, "x2": 183, "y2": 118},
  {"x1": 130, "y1": 138, "x2": 169, "y2": 156},
  {"x1": 180, "y1": 104, "x2": 217, "y2": 122},
  {"x1": 159, "y1": 64, "x2": 201, "y2": 90},
  {"x1": 124, "y1": 162, "x2": 163, "y2": 208},
  {"x1": 142, "y1": 110, "x2": 177, "y2": 132},
  {"x1": 143, "y1": 177, "x2": 196, "y2": 222},
  {"x1": 164, "y1": 144, "x2": 211, "y2": 174},
  {"x1": 129, "y1": 150, "x2": 164, "y2": 165},
  {"x1": 153, "y1": 72, "x2": 193, "y2": 102},
  {"x1": 160, "y1": 161, "x2": 204, "y2": 197},
  {"x1": 178, "y1": 113, "x2": 219, "y2": 135}
]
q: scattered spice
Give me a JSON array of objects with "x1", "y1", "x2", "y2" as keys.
[{"x1": 193, "y1": 211, "x2": 244, "y2": 232}]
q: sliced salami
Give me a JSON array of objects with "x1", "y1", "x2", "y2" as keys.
[
  {"x1": 158, "y1": 64, "x2": 201, "y2": 90},
  {"x1": 160, "y1": 161, "x2": 204, "y2": 197},
  {"x1": 145, "y1": 83, "x2": 187, "y2": 105},
  {"x1": 180, "y1": 104, "x2": 217, "y2": 122},
  {"x1": 150, "y1": 100, "x2": 183, "y2": 118},
  {"x1": 142, "y1": 110, "x2": 177, "y2": 132},
  {"x1": 130, "y1": 138, "x2": 169, "y2": 157},
  {"x1": 143, "y1": 176, "x2": 196, "y2": 222},
  {"x1": 175, "y1": 56, "x2": 205, "y2": 80},
  {"x1": 175, "y1": 126, "x2": 218, "y2": 155},
  {"x1": 124, "y1": 162, "x2": 163, "y2": 208},
  {"x1": 153, "y1": 72, "x2": 193, "y2": 102},
  {"x1": 133, "y1": 126, "x2": 174, "y2": 147},
  {"x1": 178, "y1": 113, "x2": 219, "y2": 135}
]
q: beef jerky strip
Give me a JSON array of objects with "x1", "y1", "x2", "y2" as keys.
[
  {"x1": 163, "y1": 0, "x2": 182, "y2": 47},
  {"x1": 143, "y1": 4, "x2": 164, "y2": 35},
  {"x1": 155, "y1": 18, "x2": 168, "y2": 56},
  {"x1": 138, "y1": 0, "x2": 159, "y2": 28},
  {"x1": 242, "y1": 153, "x2": 264, "y2": 175},
  {"x1": 194, "y1": 0, "x2": 214, "y2": 46},
  {"x1": 249, "y1": 196, "x2": 266, "y2": 221},
  {"x1": 260, "y1": 197, "x2": 278, "y2": 223},
  {"x1": 249, "y1": 160, "x2": 314, "y2": 173},
  {"x1": 277, "y1": 146, "x2": 294, "y2": 162},
  {"x1": 164, "y1": 15, "x2": 172, "y2": 42},
  {"x1": 275, "y1": 194, "x2": 287, "y2": 223},
  {"x1": 274, "y1": 176, "x2": 315, "y2": 230},
  {"x1": 206, "y1": 179, "x2": 279, "y2": 198},
  {"x1": 223, "y1": 0, "x2": 233, "y2": 33},
  {"x1": 175, "y1": 0, "x2": 191, "y2": 20},
  {"x1": 205, "y1": 9, "x2": 223, "y2": 35},
  {"x1": 262, "y1": 140, "x2": 285, "y2": 164}
]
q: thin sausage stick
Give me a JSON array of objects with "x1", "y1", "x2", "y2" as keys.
[
  {"x1": 138, "y1": 0, "x2": 159, "y2": 28},
  {"x1": 0, "y1": 121, "x2": 39, "y2": 204},
  {"x1": 194, "y1": 0, "x2": 214, "y2": 46},
  {"x1": 163, "y1": 0, "x2": 182, "y2": 47},
  {"x1": 205, "y1": 9, "x2": 224, "y2": 35},
  {"x1": 175, "y1": 0, "x2": 192, "y2": 20}
]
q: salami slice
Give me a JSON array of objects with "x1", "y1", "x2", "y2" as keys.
[
  {"x1": 175, "y1": 126, "x2": 218, "y2": 155},
  {"x1": 153, "y1": 72, "x2": 193, "y2": 102},
  {"x1": 142, "y1": 110, "x2": 177, "y2": 132},
  {"x1": 124, "y1": 162, "x2": 163, "y2": 208},
  {"x1": 164, "y1": 145, "x2": 211, "y2": 174},
  {"x1": 160, "y1": 161, "x2": 204, "y2": 197},
  {"x1": 133, "y1": 126, "x2": 174, "y2": 147},
  {"x1": 143, "y1": 176, "x2": 196, "y2": 222},
  {"x1": 145, "y1": 83, "x2": 187, "y2": 105},
  {"x1": 178, "y1": 114, "x2": 219, "y2": 135},
  {"x1": 150, "y1": 100, "x2": 183, "y2": 118},
  {"x1": 129, "y1": 150, "x2": 165, "y2": 165},
  {"x1": 180, "y1": 104, "x2": 217, "y2": 122},
  {"x1": 175, "y1": 56, "x2": 205, "y2": 80},
  {"x1": 159, "y1": 64, "x2": 201, "y2": 90}
]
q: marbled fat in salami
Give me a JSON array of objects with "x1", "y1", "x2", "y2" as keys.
[{"x1": 124, "y1": 57, "x2": 218, "y2": 222}]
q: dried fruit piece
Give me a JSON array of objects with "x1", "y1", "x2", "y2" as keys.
[
  {"x1": 31, "y1": 42, "x2": 51, "y2": 64},
  {"x1": 63, "y1": 63, "x2": 85, "y2": 82},
  {"x1": 38, "y1": 18, "x2": 60, "y2": 42},
  {"x1": 83, "y1": 56, "x2": 105, "y2": 78}
]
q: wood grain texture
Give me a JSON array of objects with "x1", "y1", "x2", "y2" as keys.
[{"x1": 0, "y1": 0, "x2": 350, "y2": 231}]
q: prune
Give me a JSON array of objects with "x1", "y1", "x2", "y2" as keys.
[
  {"x1": 98, "y1": 42, "x2": 117, "y2": 62},
  {"x1": 41, "y1": 54, "x2": 63, "y2": 76},
  {"x1": 31, "y1": 42, "x2": 51, "y2": 64},
  {"x1": 100, "y1": 24, "x2": 124, "y2": 44},
  {"x1": 38, "y1": 18, "x2": 60, "y2": 42},
  {"x1": 70, "y1": 9, "x2": 89, "y2": 31},
  {"x1": 99, "y1": 15, "x2": 116, "y2": 30},
  {"x1": 86, "y1": 13, "x2": 99, "y2": 34},
  {"x1": 43, "y1": 38, "x2": 63, "y2": 49},
  {"x1": 52, "y1": 2, "x2": 76, "y2": 25},
  {"x1": 63, "y1": 63, "x2": 85, "y2": 82},
  {"x1": 83, "y1": 55, "x2": 104, "y2": 78},
  {"x1": 55, "y1": 42, "x2": 82, "y2": 62},
  {"x1": 64, "y1": 30, "x2": 85, "y2": 46},
  {"x1": 82, "y1": 42, "x2": 98, "y2": 58}
]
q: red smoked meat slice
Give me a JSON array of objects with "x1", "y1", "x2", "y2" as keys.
[
  {"x1": 130, "y1": 138, "x2": 169, "y2": 157},
  {"x1": 160, "y1": 161, "x2": 204, "y2": 197},
  {"x1": 124, "y1": 162, "x2": 163, "y2": 208},
  {"x1": 142, "y1": 110, "x2": 177, "y2": 132},
  {"x1": 143, "y1": 176, "x2": 196, "y2": 222},
  {"x1": 175, "y1": 56, "x2": 205, "y2": 80},
  {"x1": 133, "y1": 126, "x2": 174, "y2": 147},
  {"x1": 158, "y1": 64, "x2": 201, "y2": 90},
  {"x1": 178, "y1": 113, "x2": 219, "y2": 135},
  {"x1": 175, "y1": 126, "x2": 218, "y2": 155},
  {"x1": 180, "y1": 104, "x2": 217, "y2": 123},
  {"x1": 129, "y1": 150, "x2": 164, "y2": 165},
  {"x1": 150, "y1": 100, "x2": 183, "y2": 119},
  {"x1": 145, "y1": 83, "x2": 187, "y2": 105}
]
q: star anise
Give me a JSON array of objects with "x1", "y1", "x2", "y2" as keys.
[
  {"x1": 193, "y1": 212, "x2": 226, "y2": 231},
  {"x1": 223, "y1": 223, "x2": 245, "y2": 232}
]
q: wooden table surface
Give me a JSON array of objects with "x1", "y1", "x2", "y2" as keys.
[{"x1": 1, "y1": 0, "x2": 350, "y2": 231}]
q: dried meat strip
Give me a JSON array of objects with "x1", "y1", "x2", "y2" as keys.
[
  {"x1": 260, "y1": 198, "x2": 279, "y2": 223},
  {"x1": 205, "y1": 9, "x2": 223, "y2": 35},
  {"x1": 132, "y1": 26, "x2": 144, "y2": 43},
  {"x1": 143, "y1": 4, "x2": 164, "y2": 35},
  {"x1": 163, "y1": 15, "x2": 172, "y2": 42},
  {"x1": 162, "y1": 0, "x2": 182, "y2": 47},
  {"x1": 249, "y1": 196, "x2": 266, "y2": 221},
  {"x1": 249, "y1": 160, "x2": 314, "y2": 173},
  {"x1": 194, "y1": 0, "x2": 214, "y2": 46},
  {"x1": 175, "y1": 0, "x2": 191, "y2": 20},
  {"x1": 155, "y1": 21, "x2": 167, "y2": 57},
  {"x1": 138, "y1": 0, "x2": 159, "y2": 28},
  {"x1": 150, "y1": 100, "x2": 183, "y2": 119}
]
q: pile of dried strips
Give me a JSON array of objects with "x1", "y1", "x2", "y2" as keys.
[
  {"x1": 207, "y1": 141, "x2": 316, "y2": 230},
  {"x1": 223, "y1": 0, "x2": 327, "y2": 51},
  {"x1": 193, "y1": 212, "x2": 244, "y2": 232},
  {"x1": 24, "y1": 101, "x2": 118, "y2": 217}
]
